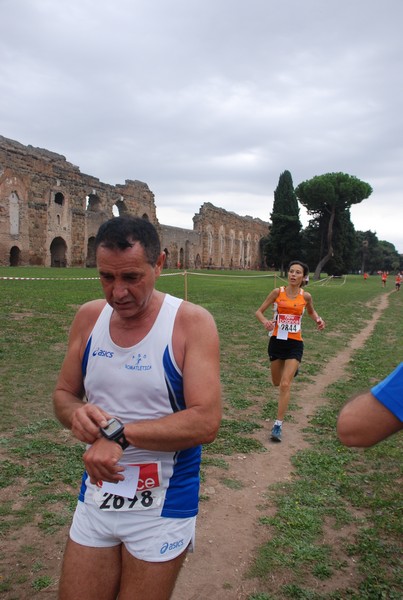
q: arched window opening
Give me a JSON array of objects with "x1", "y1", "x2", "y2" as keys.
[
  {"x1": 86, "y1": 194, "x2": 101, "y2": 212},
  {"x1": 113, "y1": 199, "x2": 128, "y2": 216},
  {"x1": 50, "y1": 237, "x2": 67, "y2": 267},
  {"x1": 10, "y1": 246, "x2": 21, "y2": 266},
  {"x1": 54, "y1": 192, "x2": 64, "y2": 206}
]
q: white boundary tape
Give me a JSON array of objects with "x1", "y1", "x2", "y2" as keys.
[
  {"x1": 0, "y1": 276, "x2": 99, "y2": 280},
  {"x1": 0, "y1": 272, "x2": 276, "y2": 281},
  {"x1": 0, "y1": 273, "x2": 344, "y2": 283}
]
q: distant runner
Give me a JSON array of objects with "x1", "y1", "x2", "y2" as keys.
[{"x1": 255, "y1": 261, "x2": 325, "y2": 442}]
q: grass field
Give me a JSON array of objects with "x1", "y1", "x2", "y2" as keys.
[{"x1": 0, "y1": 267, "x2": 402, "y2": 598}]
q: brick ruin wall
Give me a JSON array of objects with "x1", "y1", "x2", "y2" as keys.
[{"x1": 0, "y1": 135, "x2": 269, "y2": 270}]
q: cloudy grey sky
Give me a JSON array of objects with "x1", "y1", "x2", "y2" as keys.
[{"x1": 1, "y1": 0, "x2": 402, "y2": 251}]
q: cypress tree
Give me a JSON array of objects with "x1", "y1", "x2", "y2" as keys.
[{"x1": 265, "y1": 170, "x2": 302, "y2": 276}]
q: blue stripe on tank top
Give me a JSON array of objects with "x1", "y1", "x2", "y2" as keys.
[
  {"x1": 82, "y1": 335, "x2": 92, "y2": 378},
  {"x1": 161, "y1": 345, "x2": 201, "y2": 517},
  {"x1": 163, "y1": 345, "x2": 186, "y2": 412}
]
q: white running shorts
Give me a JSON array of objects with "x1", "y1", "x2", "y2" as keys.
[{"x1": 69, "y1": 500, "x2": 196, "y2": 562}]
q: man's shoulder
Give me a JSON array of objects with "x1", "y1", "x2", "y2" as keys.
[
  {"x1": 177, "y1": 299, "x2": 216, "y2": 328},
  {"x1": 78, "y1": 298, "x2": 107, "y2": 316},
  {"x1": 74, "y1": 299, "x2": 107, "y2": 328},
  {"x1": 67, "y1": 300, "x2": 107, "y2": 346}
]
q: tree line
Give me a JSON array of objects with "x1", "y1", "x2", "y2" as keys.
[{"x1": 261, "y1": 170, "x2": 402, "y2": 279}]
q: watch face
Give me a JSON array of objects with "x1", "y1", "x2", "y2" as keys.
[{"x1": 103, "y1": 418, "x2": 123, "y2": 436}]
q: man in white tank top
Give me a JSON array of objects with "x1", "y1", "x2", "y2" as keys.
[{"x1": 53, "y1": 216, "x2": 222, "y2": 600}]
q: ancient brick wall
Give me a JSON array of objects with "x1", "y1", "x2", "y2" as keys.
[
  {"x1": 0, "y1": 136, "x2": 269, "y2": 269},
  {"x1": 193, "y1": 203, "x2": 267, "y2": 269},
  {"x1": 159, "y1": 224, "x2": 201, "y2": 269}
]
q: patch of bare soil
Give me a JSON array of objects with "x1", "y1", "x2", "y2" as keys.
[{"x1": 173, "y1": 292, "x2": 391, "y2": 599}]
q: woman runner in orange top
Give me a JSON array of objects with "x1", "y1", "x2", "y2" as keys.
[{"x1": 255, "y1": 261, "x2": 325, "y2": 442}]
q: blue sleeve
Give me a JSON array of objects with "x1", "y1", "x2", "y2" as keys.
[{"x1": 371, "y1": 363, "x2": 403, "y2": 422}]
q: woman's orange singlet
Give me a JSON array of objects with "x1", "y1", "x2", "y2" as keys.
[{"x1": 272, "y1": 286, "x2": 307, "y2": 341}]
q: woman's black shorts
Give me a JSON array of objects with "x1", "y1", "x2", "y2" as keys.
[{"x1": 268, "y1": 336, "x2": 304, "y2": 362}]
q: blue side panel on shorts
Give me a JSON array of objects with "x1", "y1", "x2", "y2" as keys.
[
  {"x1": 78, "y1": 471, "x2": 89, "y2": 502},
  {"x1": 161, "y1": 446, "x2": 202, "y2": 518},
  {"x1": 371, "y1": 362, "x2": 403, "y2": 421}
]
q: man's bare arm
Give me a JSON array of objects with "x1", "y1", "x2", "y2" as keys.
[{"x1": 337, "y1": 391, "x2": 402, "y2": 447}]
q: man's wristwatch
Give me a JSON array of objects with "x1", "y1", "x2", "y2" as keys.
[{"x1": 100, "y1": 417, "x2": 129, "y2": 450}]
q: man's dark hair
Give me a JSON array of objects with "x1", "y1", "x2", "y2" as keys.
[{"x1": 95, "y1": 216, "x2": 161, "y2": 266}]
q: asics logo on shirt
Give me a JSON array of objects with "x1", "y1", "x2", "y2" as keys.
[{"x1": 92, "y1": 347, "x2": 114, "y2": 358}]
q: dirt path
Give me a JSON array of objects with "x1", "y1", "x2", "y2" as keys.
[{"x1": 173, "y1": 292, "x2": 391, "y2": 600}]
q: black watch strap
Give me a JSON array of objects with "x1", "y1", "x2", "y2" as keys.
[{"x1": 114, "y1": 432, "x2": 129, "y2": 450}]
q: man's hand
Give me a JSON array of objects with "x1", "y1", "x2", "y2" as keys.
[
  {"x1": 71, "y1": 404, "x2": 111, "y2": 444},
  {"x1": 83, "y1": 437, "x2": 126, "y2": 484}
]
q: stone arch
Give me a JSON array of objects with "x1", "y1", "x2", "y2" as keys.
[
  {"x1": 86, "y1": 236, "x2": 96, "y2": 268},
  {"x1": 9, "y1": 245, "x2": 21, "y2": 266},
  {"x1": 113, "y1": 198, "x2": 128, "y2": 216},
  {"x1": 178, "y1": 247, "x2": 184, "y2": 269},
  {"x1": 195, "y1": 253, "x2": 202, "y2": 269},
  {"x1": 50, "y1": 237, "x2": 67, "y2": 267},
  {"x1": 86, "y1": 193, "x2": 101, "y2": 212}
]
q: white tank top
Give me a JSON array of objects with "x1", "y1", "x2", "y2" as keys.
[{"x1": 78, "y1": 294, "x2": 201, "y2": 518}]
